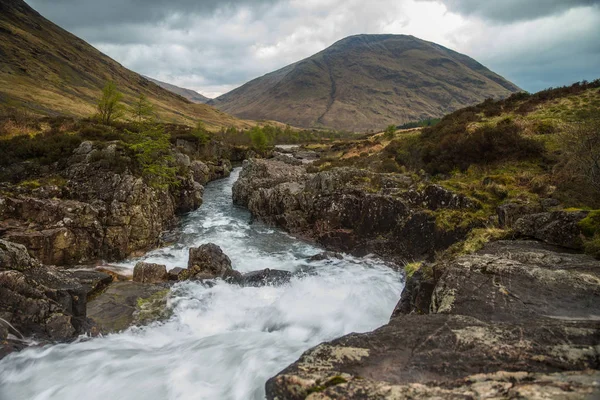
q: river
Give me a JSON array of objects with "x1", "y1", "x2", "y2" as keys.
[{"x1": 0, "y1": 168, "x2": 403, "y2": 400}]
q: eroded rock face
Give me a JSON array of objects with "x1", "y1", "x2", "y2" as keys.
[
  {"x1": 266, "y1": 240, "x2": 600, "y2": 399},
  {"x1": 233, "y1": 159, "x2": 476, "y2": 261},
  {"x1": 0, "y1": 239, "x2": 90, "y2": 352},
  {"x1": 0, "y1": 141, "x2": 220, "y2": 265}
]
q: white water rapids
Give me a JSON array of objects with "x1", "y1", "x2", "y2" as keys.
[{"x1": 0, "y1": 168, "x2": 403, "y2": 400}]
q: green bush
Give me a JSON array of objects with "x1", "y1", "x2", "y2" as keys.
[
  {"x1": 0, "y1": 131, "x2": 82, "y2": 166},
  {"x1": 126, "y1": 126, "x2": 177, "y2": 189}
]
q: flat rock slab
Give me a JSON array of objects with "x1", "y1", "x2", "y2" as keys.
[
  {"x1": 87, "y1": 282, "x2": 167, "y2": 334},
  {"x1": 266, "y1": 314, "x2": 600, "y2": 399},
  {"x1": 432, "y1": 240, "x2": 600, "y2": 322},
  {"x1": 62, "y1": 269, "x2": 113, "y2": 297}
]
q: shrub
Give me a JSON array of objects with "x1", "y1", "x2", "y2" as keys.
[
  {"x1": 557, "y1": 119, "x2": 600, "y2": 195},
  {"x1": 126, "y1": 126, "x2": 177, "y2": 189},
  {"x1": 0, "y1": 131, "x2": 82, "y2": 166}
]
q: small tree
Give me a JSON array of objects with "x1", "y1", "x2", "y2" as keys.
[
  {"x1": 192, "y1": 121, "x2": 211, "y2": 145},
  {"x1": 97, "y1": 81, "x2": 124, "y2": 125},
  {"x1": 131, "y1": 94, "x2": 155, "y2": 123},
  {"x1": 384, "y1": 125, "x2": 397, "y2": 140},
  {"x1": 250, "y1": 126, "x2": 270, "y2": 153},
  {"x1": 127, "y1": 126, "x2": 177, "y2": 189}
]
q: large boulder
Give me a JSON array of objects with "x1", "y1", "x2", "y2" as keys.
[
  {"x1": 514, "y1": 210, "x2": 588, "y2": 249},
  {"x1": 181, "y1": 243, "x2": 241, "y2": 281},
  {"x1": 266, "y1": 240, "x2": 600, "y2": 399},
  {"x1": 133, "y1": 262, "x2": 168, "y2": 284},
  {"x1": 0, "y1": 240, "x2": 90, "y2": 348}
]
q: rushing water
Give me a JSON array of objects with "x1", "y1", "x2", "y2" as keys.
[{"x1": 0, "y1": 168, "x2": 403, "y2": 400}]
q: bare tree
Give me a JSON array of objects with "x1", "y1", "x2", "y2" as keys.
[{"x1": 558, "y1": 119, "x2": 600, "y2": 193}]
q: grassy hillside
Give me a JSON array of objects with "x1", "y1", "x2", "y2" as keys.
[
  {"x1": 0, "y1": 0, "x2": 247, "y2": 130},
  {"x1": 304, "y1": 80, "x2": 600, "y2": 255},
  {"x1": 211, "y1": 34, "x2": 520, "y2": 132}
]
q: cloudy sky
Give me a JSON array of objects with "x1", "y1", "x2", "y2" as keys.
[{"x1": 27, "y1": 0, "x2": 600, "y2": 98}]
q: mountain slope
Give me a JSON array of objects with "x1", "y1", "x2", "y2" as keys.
[
  {"x1": 145, "y1": 76, "x2": 211, "y2": 104},
  {"x1": 211, "y1": 34, "x2": 521, "y2": 131},
  {"x1": 0, "y1": 0, "x2": 245, "y2": 129}
]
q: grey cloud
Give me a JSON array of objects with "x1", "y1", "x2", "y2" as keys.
[
  {"x1": 27, "y1": 0, "x2": 278, "y2": 28},
  {"x1": 436, "y1": 0, "x2": 600, "y2": 23}
]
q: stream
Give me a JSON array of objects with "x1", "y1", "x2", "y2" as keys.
[{"x1": 0, "y1": 168, "x2": 403, "y2": 400}]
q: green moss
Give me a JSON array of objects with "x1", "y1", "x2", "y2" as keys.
[
  {"x1": 135, "y1": 289, "x2": 171, "y2": 325},
  {"x1": 448, "y1": 228, "x2": 510, "y2": 257},
  {"x1": 404, "y1": 262, "x2": 423, "y2": 278},
  {"x1": 578, "y1": 211, "x2": 600, "y2": 238},
  {"x1": 306, "y1": 376, "x2": 348, "y2": 395},
  {"x1": 583, "y1": 235, "x2": 600, "y2": 259},
  {"x1": 18, "y1": 179, "x2": 41, "y2": 189}
]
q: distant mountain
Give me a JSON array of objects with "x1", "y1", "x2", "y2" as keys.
[
  {"x1": 210, "y1": 34, "x2": 521, "y2": 132},
  {"x1": 0, "y1": 0, "x2": 245, "y2": 129},
  {"x1": 145, "y1": 76, "x2": 211, "y2": 104}
]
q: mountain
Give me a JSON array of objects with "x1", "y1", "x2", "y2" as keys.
[
  {"x1": 145, "y1": 76, "x2": 211, "y2": 104},
  {"x1": 210, "y1": 34, "x2": 521, "y2": 132},
  {"x1": 0, "y1": 0, "x2": 245, "y2": 129}
]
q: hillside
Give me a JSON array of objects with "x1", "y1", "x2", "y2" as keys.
[
  {"x1": 145, "y1": 76, "x2": 211, "y2": 104},
  {"x1": 0, "y1": 0, "x2": 246, "y2": 129},
  {"x1": 211, "y1": 34, "x2": 521, "y2": 132}
]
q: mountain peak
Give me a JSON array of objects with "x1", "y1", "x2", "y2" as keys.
[{"x1": 212, "y1": 34, "x2": 520, "y2": 131}]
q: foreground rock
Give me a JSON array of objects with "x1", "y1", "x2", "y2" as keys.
[
  {"x1": 233, "y1": 159, "x2": 477, "y2": 261},
  {"x1": 0, "y1": 240, "x2": 91, "y2": 357},
  {"x1": 87, "y1": 282, "x2": 169, "y2": 334},
  {"x1": 266, "y1": 240, "x2": 600, "y2": 399}
]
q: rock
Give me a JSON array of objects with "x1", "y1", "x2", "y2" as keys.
[
  {"x1": 0, "y1": 141, "x2": 208, "y2": 266},
  {"x1": 541, "y1": 197, "x2": 561, "y2": 210},
  {"x1": 0, "y1": 239, "x2": 40, "y2": 271},
  {"x1": 240, "y1": 269, "x2": 292, "y2": 287},
  {"x1": 87, "y1": 282, "x2": 168, "y2": 333},
  {"x1": 62, "y1": 269, "x2": 113, "y2": 297},
  {"x1": 431, "y1": 240, "x2": 600, "y2": 322},
  {"x1": 497, "y1": 201, "x2": 543, "y2": 228},
  {"x1": 391, "y1": 268, "x2": 435, "y2": 317},
  {"x1": 182, "y1": 243, "x2": 241, "y2": 281},
  {"x1": 266, "y1": 240, "x2": 600, "y2": 399},
  {"x1": 514, "y1": 210, "x2": 588, "y2": 249},
  {"x1": 273, "y1": 153, "x2": 304, "y2": 166},
  {"x1": 233, "y1": 159, "x2": 474, "y2": 262},
  {"x1": 167, "y1": 267, "x2": 185, "y2": 281},
  {"x1": 133, "y1": 262, "x2": 168, "y2": 284},
  {"x1": 190, "y1": 160, "x2": 211, "y2": 185},
  {"x1": 308, "y1": 251, "x2": 344, "y2": 262},
  {"x1": 0, "y1": 240, "x2": 90, "y2": 343}
]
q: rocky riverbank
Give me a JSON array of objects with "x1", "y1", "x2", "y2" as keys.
[
  {"x1": 0, "y1": 138, "x2": 242, "y2": 265},
  {"x1": 233, "y1": 158, "x2": 477, "y2": 263},
  {"x1": 230, "y1": 157, "x2": 600, "y2": 399}
]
